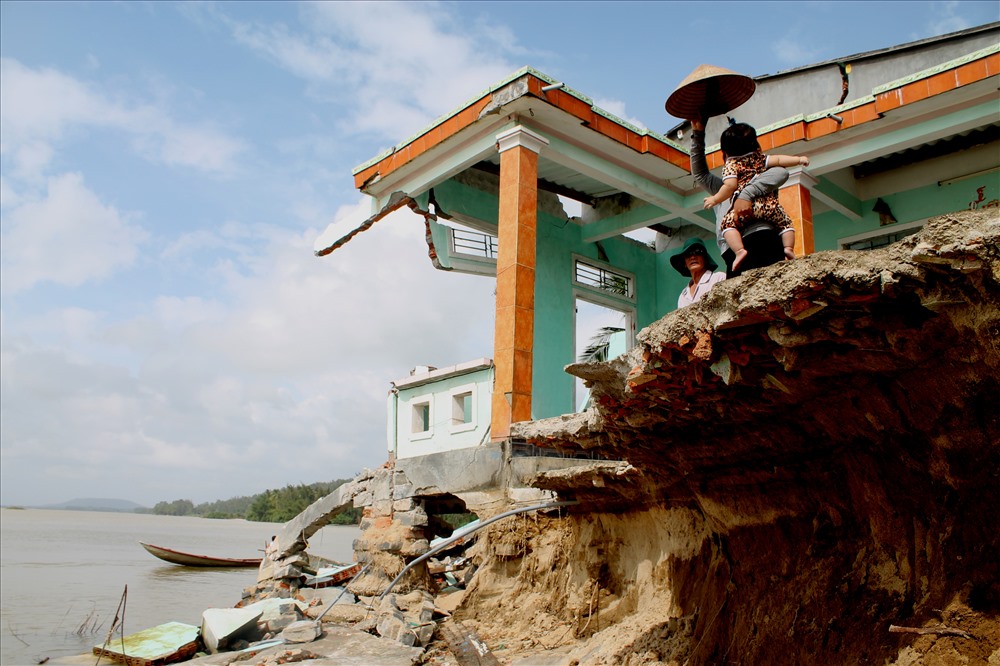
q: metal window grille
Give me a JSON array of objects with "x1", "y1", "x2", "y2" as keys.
[
  {"x1": 451, "y1": 228, "x2": 498, "y2": 259},
  {"x1": 575, "y1": 260, "x2": 633, "y2": 298}
]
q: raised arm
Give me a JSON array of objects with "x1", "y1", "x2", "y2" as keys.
[{"x1": 690, "y1": 119, "x2": 723, "y2": 195}]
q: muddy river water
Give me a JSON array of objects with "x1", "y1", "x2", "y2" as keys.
[{"x1": 0, "y1": 508, "x2": 359, "y2": 665}]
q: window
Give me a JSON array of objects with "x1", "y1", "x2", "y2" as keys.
[
  {"x1": 410, "y1": 396, "x2": 433, "y2": 439},
  {"x1": 573, "y1": 257, "x2": 635, "y2": 301},
  {"x1": 449, "y1": 384, "x2": 477, "y2": 433}
]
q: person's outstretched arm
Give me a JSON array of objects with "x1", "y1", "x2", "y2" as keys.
[
  {"x1": 767, "y1": 154, "x2": 809, "y2": 168},
  {"x1": 690, "y1": 119, "x2": 723, "y2": 195}
]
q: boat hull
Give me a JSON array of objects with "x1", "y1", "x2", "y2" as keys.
[{"x1": 140, "y1": 542, "x2": 262, "y2": 568}]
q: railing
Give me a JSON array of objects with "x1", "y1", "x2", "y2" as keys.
[
  {"x1": 451, "y1": 228, "x2": 499, "y2": 259},
  {"x1": 574, "y1": 259, "x2": 633, "y2": 298}
]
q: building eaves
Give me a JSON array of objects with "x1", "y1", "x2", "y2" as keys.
[
  {"x1": 351, "y1": 67, "x2": 688, "y2": 192},
  {"x1": 392, "y1": 358, "x2": 494, "y2": 391}
]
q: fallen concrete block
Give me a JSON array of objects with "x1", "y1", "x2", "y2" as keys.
[{"x1": 202, "y1": 607, "x2": 263, "y2": 654}]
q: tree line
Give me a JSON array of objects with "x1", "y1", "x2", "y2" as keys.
[{"x1": 141, "y1": 478, "x2": 361, "y2": 524}]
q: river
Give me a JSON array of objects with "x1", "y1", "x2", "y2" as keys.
[{"x1": 0, "y1": 508, "x2": 359, "y2": 665}]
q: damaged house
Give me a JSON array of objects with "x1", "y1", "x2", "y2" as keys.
[{"x1": 259, "y1": 23, "x2": 999, "y2": 664}]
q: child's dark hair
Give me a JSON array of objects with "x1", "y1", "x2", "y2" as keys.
[{"x1": 720, "y1": 122, "x2": 760, "y2": 158}]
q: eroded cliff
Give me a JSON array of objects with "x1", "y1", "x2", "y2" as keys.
[{"x1": 451, "y1": 209, "x2": 1000, "y2": 665}]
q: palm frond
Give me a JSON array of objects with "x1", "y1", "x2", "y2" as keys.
[{"x1": 577, "y1": 326, "x2": 625, "y2": 364}]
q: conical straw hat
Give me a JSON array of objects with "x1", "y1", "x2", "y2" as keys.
[{"x1": 665, "y1": 64, "x2": 756, "y2": 120}]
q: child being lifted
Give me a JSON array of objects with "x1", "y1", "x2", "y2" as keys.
[{"x1": 703, "y1": 122, "x2": 808, "y2": 271}]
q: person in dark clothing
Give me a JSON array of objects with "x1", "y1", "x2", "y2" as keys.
[{"x1": 689, "y1": 117, "x2": 790, "y2": 277}]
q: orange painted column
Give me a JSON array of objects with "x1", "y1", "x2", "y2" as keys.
[
  {"x1": 491, "y1": 126, "x2": 548, "y2": 441},
  {"x1": 778, "y1": 169, "x2": 817, "y2": 256}
]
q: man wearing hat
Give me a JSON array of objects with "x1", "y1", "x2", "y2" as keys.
[{"x1": 671, "y1": 237, "x2": 726, "y2": 308}]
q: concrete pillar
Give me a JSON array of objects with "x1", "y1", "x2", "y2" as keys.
[
  {"x1": 779, "y1": 169, "x2": 817, "y2": 256},
  {"x1": 491, "y1": 126, "x2": 548, "y2": 441}
]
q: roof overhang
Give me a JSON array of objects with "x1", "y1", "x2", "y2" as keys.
[
  {"x1": 351, "y1": 68, "x2": 708, "y2": 235},
  {"x1": 326, "y1": 46, "x2": 998, "y2": 258}
]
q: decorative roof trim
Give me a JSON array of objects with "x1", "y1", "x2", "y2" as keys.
[{"x1": 351, "y1": 68, "x2": 687, "y2": 191}]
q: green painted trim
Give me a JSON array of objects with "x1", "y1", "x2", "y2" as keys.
[
  {"x1": 432, "y1": 177, "x2": 500, "y2": 227},
  {"x1": 705, "y1": 44, "x2": 999, "y2": 149},
  {"x1": 803, "y1": 96, "x2": 877, "y2": 122},
  {"x1": 811, "y1": 99, "x2": 999, "y2": 171},
  {"x1": 871, "y1": 43, "x2": 1000, "y2": 94},
  {"x1": 369, "y1": 126, "x2": 514, "y2": 208},
  {"x1": 427, "y1": 218, "x2": 453, "y2": 270},
  {"x1": 581, "y1": 203, "x2": 673, "y2": 243},
  {"x1": 539, "y1": 131, "x2": 689, "y2": 211},
  {"x1": 812, "y1": 177, "x2": 862, "y2": 218},
  {"x1": 352, "y1": 67, "x2": 537, "y2": 175}
]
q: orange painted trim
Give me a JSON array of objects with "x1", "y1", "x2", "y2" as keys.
[
  {"x1": 704, "y1": 51, "x2": 998, "y2": 165},
  {"x1": 354, "y1": 72, "x2": 691, "y2": 191},
  {"x1": 779, "y1": 184, "x2": 814, "y2": 256}
]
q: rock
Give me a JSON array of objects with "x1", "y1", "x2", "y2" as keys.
[{"x1": 280, "y1": 620, "x2": 322, "y2": 644}]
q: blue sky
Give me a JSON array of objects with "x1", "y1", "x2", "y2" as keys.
[{"x1": 2, "y1": 1, "x2": 997, "y2": 507}]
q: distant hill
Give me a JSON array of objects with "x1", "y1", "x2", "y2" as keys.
[{"x1": 39, "y1": 498, "x2": 148, "y2": 512}]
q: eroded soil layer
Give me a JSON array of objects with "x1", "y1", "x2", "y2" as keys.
[{"x1": 457, "y1": 210, "x2": 999, "y2": 665}]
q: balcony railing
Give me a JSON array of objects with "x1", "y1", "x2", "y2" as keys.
[{"x1": 451, "y1": 228, "x2": 498, "y2": 260}]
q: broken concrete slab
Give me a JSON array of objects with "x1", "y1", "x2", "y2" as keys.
[
  {"x1": 218, "y1": 624, "x2": 426, "y2": 665},
  {"x1": 201, "y1": 607, "x2": 263, "y2": 654}
]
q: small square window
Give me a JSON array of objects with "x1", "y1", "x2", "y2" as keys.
[
  {"x1": 412, "y1": 401, "x2": 431, "y2": 433},
  {"x1": 452, "y1": 391, "x2": 473, "y2": 425}
]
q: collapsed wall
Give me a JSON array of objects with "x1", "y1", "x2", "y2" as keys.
[{"x1": 454, "y1": 209, "x2": 999, "y2": 665}]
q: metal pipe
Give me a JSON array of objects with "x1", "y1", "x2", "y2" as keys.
[
  {"x1": 542, "y1": 82, "x2": 564, "y2": 92},
  {"x1": 378, "y1": 499, "x2": 578, "y2": 599},
  {"x1": 826, "y1": 113, "x2": 844, "y2": 124}
]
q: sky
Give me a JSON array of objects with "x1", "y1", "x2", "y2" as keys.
[{"x1": 2, "y1": 1, "x2": 998, "y2": 508}]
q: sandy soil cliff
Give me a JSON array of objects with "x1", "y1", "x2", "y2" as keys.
[{"x1": 446, "y1": 208, "x2": 1000, "y2": 666}]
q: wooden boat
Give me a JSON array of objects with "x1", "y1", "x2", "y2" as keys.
[{"x1": 140, "y1": 542, "x2": 262, "y2": 568}]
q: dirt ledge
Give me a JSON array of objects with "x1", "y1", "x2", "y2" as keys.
[{"x1": 451, "y1": 209, "x2": 1000, "y2": 665}]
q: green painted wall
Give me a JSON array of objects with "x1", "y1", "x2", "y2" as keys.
[
  {"x1": 428, "y1": 166, "x2": 998, "y2": 423},
  {"x1": 433, "y1": 177, "x2": 674, "y2": 420},
  {"x1": 813, "y1": 175, "x2": 998, "y2": 250},
  {"x1": 532, "y1": 207, "x2": 666, "y2": 418}
]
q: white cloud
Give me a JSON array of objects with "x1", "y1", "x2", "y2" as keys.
[
  {"x1": 224, "y1": 1, "x2": 519, "y2": 138},
  {"x1": 773, "y1": 37, "x2": 823, "y2": 66},
  {"x1": 0, "y1": 2, "x2": 513, "y2": 507},
  {"x1": 0, "y1": 172, "x2": 149, "y2": 293},
  {"x1": 922, "y1": 1, "x2": 972, "y2": 36},
  {"x1": 0, "y1": 196, "x2": 495, "y2": 505},
  {"x1": 0, "y1": 57, "x2": 246, "y2": 179},
  {"x1": 593, "y1": 97, "x2": 647, "y2": 131}
]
